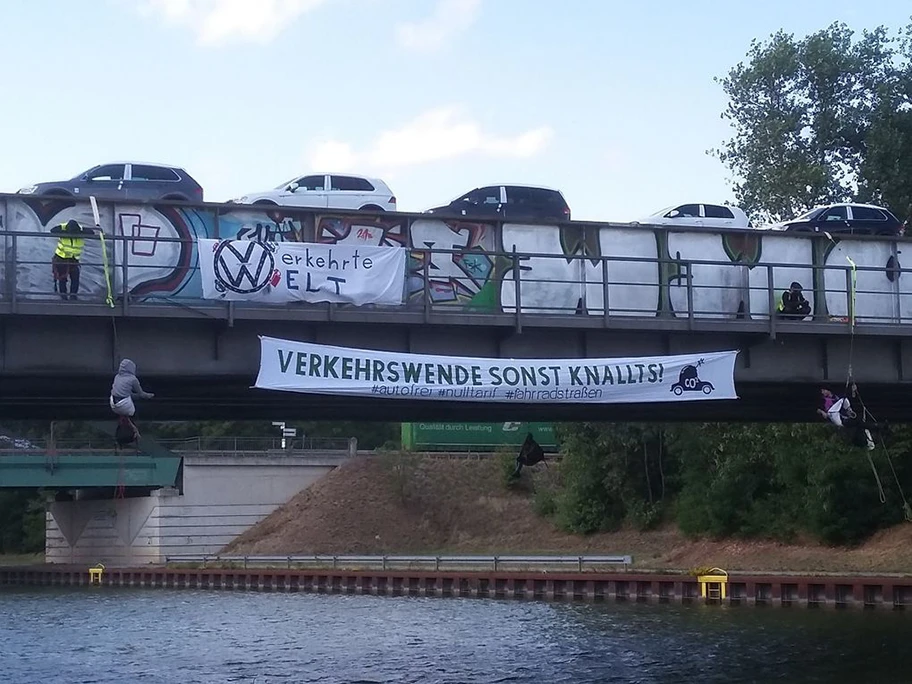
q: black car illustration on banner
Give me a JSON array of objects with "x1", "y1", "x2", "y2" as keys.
[{"x1": 671, "y1": 364, "x2": 714, "y2": 395}]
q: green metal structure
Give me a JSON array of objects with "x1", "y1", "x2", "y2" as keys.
[
  {"x1": 0, "y1": 451, "x2": 182, "y2": 488},
  {"x1": 0, "y1": 422, "x2": 183, "y2": 489}
]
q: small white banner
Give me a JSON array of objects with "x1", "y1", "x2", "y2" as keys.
[
  {"x1": 255, "y1": 337, "x2": 739, "y2": 404},
  {"x1": 198, "y1": 239, "x2": 406, "y2": 306}
]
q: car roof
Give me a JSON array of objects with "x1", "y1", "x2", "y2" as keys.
[
  {"x1": 305, "y1": 171, "x2": 389, "y2": 183},
  {"x1": 646, "y1": 203, "x2": 747, "y2": 215},
  {"x1": 98, "y1": 159, "x2": 183, "y2": 169},
  {"x1": 494, "y1": 184, "x2": 564, "y2": 192},
  {"x1": 809, "y1": 202, "x2": 892, "y2": 210}
]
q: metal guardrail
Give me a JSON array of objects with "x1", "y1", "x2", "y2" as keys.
[
  {"x1": 0, "y1": 436, "x2": 356, "y2": 452},
  {"x1": 0, "y1": 206, "x2": 908, "y2": 335},
  {"x1": 164, "y1": 554, "x2": 633, "y2": 572}
]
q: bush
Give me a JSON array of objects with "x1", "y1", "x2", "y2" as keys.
[
  {"x1": 532, "y1": 487, "x2": 557, "y2": 517},
  {"x1": 626, "y1": 499, "x2": 664, "y2": 531},
  {"x1": 499, "y1": 449, "x2": 521, "y2": 489},
  {"x1": 377, "y1": 450, "x2": 421, "y2": 505}
]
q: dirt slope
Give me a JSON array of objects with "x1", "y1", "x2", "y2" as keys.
[{"x1": 223, "y1": 456, "x2": 912, "y2": 574}]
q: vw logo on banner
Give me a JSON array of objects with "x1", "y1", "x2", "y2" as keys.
[{"x1": 212, "y1": 240, "x2": 279, "y2": 295}]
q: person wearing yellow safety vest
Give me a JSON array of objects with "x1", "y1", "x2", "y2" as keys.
[
  {"x1": 50, "y1": 219, "x2": 96, "y2": 300},
  {"x1": 776, "y1": 281, "x2": 811, "y2": 320}
]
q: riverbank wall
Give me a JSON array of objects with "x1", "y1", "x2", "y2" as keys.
[{"x1": 3, "y1": 565, "x2": 911, "y2": 610}]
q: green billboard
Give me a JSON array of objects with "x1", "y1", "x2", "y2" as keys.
[{"x1": 401, "y1": 422, "x2": 558, "y2": 451}]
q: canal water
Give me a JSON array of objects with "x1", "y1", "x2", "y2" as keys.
[{"x1": 1, "y1": 588, "x2": 909, "y2": 683}]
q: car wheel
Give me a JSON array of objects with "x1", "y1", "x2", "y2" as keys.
[
  {"x1": 253, "y1": 200, "x2": 278, "y2": 206},
  {"x1": 702, "y1": 384, "x2": 713, "y2": 394},
  {"x1": 359, "y1": 204, "x2": 384, "y2": 212},
  {"x1": 42, "y1": 189, "x2": 73, "y2": 198},
  {"x1": 673, "y1": 386, "x2": 683, "y2": 396}
]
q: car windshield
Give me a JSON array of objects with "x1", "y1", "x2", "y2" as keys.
[
  {"x1": 650, "y1": 206, "x2": 675, "y2": 216},
  {"x1": 274, "y1": 177, "x2": 299, "y2": 190},
  {"x1": 794, "y1": 207, "x2": 825, "y2": 221}
]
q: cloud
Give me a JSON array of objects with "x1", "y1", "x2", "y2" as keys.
[
  {"x1": 307, "y1": 106, "x2": 553, "y2": 173},
  {"x1": 396, "y1": 0, "x2": 481, "y2": 52},
  {"x1": 141, "y1": 0, "x2": 329, "y2": 45}
]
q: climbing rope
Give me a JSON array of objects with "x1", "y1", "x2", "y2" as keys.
[
  {"x1": 98, "y1": 230, "x2": 115, "y2": 309},
  {"x1": 822, "y1": 236, "x2": 911, "y2": 520},
  {"x1": 844, "y1": 254, "x2": 858, "y2": 393},
  {"x1": 865, "y1": 449, "x2": 887, "y2": 504},
  {"x1": 850, "y1": 391, "x2": 912, "y2": 522}
]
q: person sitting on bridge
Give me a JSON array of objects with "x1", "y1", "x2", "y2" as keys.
[
  {"x1": 109, "y1": 359, "x2": 154, "y2": 422},
  {"x1": 50, "y1": 219, "x2": 96, "y2": 301},
  {"x1": 777, "y1": 282, "x2": 811, "y2": 319}
]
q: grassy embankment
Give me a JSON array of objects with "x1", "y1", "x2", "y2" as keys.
[{"x1": 223, "y1": 454, "x2": 912, "y2": 575}]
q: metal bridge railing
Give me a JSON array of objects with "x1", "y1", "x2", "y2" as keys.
[
  {"x1": 0, "y1": 224, "x2": 907, "y2": 333},
  {"x1": 164, "y1": 553, "x2": 633, "y2": 572},
  {"x1": 0, "y1": 435, "x2": 356, "y2": 454}
]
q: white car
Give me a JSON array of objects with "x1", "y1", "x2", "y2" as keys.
[
  {"x1": 632, "y1": 203, "x2": 750, "y2": 229},
  {"x1": 232, "y1": 173, "x2": 397, "y2": 212}
]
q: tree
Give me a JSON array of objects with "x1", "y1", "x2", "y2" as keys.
[{"x1": 713, "y1": 21, "x2": 912, "y2": 223}]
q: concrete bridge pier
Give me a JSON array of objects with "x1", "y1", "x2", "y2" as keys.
[{"x1": 44, "y1": 450, "x2": 351, "y2": 566}]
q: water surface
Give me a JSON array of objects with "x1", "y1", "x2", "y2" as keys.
[{"x1": 1, "y1": 588, "x2": 909, "y2": 683}]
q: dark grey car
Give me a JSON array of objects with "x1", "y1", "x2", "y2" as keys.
[{"x1": 18, "y1": 162, "x2": 204, "y2": 203}]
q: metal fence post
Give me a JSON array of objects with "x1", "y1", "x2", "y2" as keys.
[
  {"x1": 767, "y1": 264, "x2": 776, "y2": 339},
  {"x1": 845, "y1": 265, "x2": 854, "y2": 328},
  {"x1": 512, "y1": 246, "x2": 522, "y2": 334},
  {"x1": 9, "y1": 233, "x2": 17, "y2": 312},
  {"x1": 423, "y1": 249, "x2": 431, "y2": 322},
  {"x1": 121, "y1": 235, "x2": 129, "y2": 315},
  {"x1": 685, "y1": 263, "x2": 694, "y2": 328}
]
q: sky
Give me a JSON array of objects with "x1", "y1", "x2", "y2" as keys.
[{"x1": 0, "y1": 0, "x2": 910, "y2": 222}]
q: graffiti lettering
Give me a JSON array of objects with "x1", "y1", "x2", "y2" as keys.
[{"x1": 237, "y1": 220, "x2": 298, "y2": 242}]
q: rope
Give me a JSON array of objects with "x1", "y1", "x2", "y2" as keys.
[
  {"x1": 866, "y1": 449, "x2": 887, "y2": 504},
  {"x1": 820, "y1": 235, "x2": 911, "y2": 519},
  {"x1": 849, "y1": 386, "x2": 912, "y2": 521},
  {"x1": 98, "y1": 231, "x2": 115, "y2": 309},
  {"x1": 844, "y1": 255, "x2": 857, "y2": 391}
]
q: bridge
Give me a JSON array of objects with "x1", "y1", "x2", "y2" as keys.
[
  {"x1": 0, "y1": 435, "x2": 356, "y2": 565},
  {"x1": 2, "y1": 193, "x2": 912, "y2": 421}
]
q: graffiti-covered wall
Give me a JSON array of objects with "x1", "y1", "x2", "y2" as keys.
[{"x1": 1, "y1": 194, "x2": 907, "y2": 323}]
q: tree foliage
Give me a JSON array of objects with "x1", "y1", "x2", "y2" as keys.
[
  {"x1": 714, "y1": 21, "x2": 912, "y2": 223},
  {"x1": 553, "y1": 422, "x2": 910, "y2": 546}
]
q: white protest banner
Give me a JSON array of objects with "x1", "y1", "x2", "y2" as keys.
[
  {"x1": 198, "y1": 239, "x2": 406, "y2": 306},
  {"x1": 254, "y1": 336, "x2": 739, "y2": 404}
]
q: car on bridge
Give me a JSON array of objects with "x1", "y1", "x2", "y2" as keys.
[
  {"x1": 424, "y1": 185, "x2": 572, "y2": 222},
  {"x1": 231, "y1": 173, "x2": 397, "y2": 212},
  {"x1": 17, "y1": 162, "x2": 204, "y2": 202},
  {"x1": 769, "y1": 203, "x2": 905, "y2": 237},
  {"x1": 631, "y1": 203, "x2": 750, "y2": 229}
]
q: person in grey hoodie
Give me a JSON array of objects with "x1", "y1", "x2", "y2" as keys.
[{"x1": 109, "y1": 359, "x2": 154, "y2": 418}]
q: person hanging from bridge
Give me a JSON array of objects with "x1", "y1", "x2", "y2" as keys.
[
  {"x1": 109, "y1": 359, "x2": 154, "y2": 439},
  {"x1": 817, "y1": 386, "x2": 875, "y2": 451},
  {"x1": 777, "y1": 281, "x2": 811, "y2": 320},
  {"x1": 510, "y1": 433, "x2": 547, "y2": 480},
  {"x1": 50, "y1": 219, "x2": 96, "y2": 301}
]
